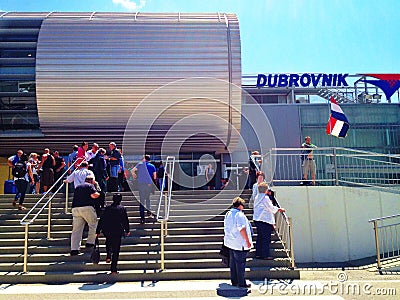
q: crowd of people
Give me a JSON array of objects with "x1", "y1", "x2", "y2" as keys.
[
  {"x1": 7, "y1": 140, "x2": 314, "y2": 282},
  {"x1": 6, "y1": 141, "x2": 151, "y2": 208}
]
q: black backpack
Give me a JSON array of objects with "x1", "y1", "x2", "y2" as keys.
[{"x1": 12, "y1": 161, "x2": 27, "y2": 178}]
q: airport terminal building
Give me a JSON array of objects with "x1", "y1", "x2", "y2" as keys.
[
  {"x1": 1, "y1": 11, "x2": 400, "y2": 269},
  {"x1": 1, "y1": 12, "x2": 399, "y2": 175}
]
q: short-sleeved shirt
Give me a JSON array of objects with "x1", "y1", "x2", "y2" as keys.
[
  {"x1": 72, "y1": 182, "x2": 97, "y2": 208},
  {"x1": 54, "y1": 156, "x2": 65, "y2": 172},
  {"x1": 253, "y1": 193, "x2": 279, "y2": 224},
  {"x1": 135, "y1": 161, "x2": 156, "y2": 184},
  {"x1": 66, "y1": 168, "x2": 95, "y2": 188},
  {"x1": 68, "y1": 151, "x2": 77, "y2": 171},
  {"x1": 109, "y1": 149, "x2": 122, "y2": 166},
  {"x1": 8, "y1": 155, "x2": 20, "y2": 166},
  {"x1": 224, "y1": 208, "x2": 253, "y2": 251}
]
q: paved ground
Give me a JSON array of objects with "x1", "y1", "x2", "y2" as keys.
[{"x1": 1, "y1": 267, "x2": 399, "y2": 300}]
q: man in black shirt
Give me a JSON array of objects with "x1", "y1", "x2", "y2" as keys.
[{"x1": 70, "y1": 175, "x2": 100, "y2": 256}]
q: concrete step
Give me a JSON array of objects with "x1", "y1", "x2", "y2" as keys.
[
  {"x1": 0, "y1": 240, "x2": 285, "y2": 254},
  {"x1": 0, "y1": 189, "x2": 296, "y2": 283},
  {"x1": 0, "y1": 249, "x2": 288, "y2": 265},
  {"x1": 0, "y1": 257, "x2": 291, "y2": 272},
  {"x1": 0, "y1": 268, "x2": 299, "y2": 284}
]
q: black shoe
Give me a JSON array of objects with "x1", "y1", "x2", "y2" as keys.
[
  {"x1": 85, "y1": 243, "x2": 95, "y2": 249},
  {"x1": 70, "y1": 250, "x2": 79, "y2": 256},
  {"x1": 237, "y1": 283, "x2": 251, "y2": 288}
]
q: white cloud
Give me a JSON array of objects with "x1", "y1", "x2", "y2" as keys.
[{"x1": 112, "y1": 0, "x2": 147, "y2": 11}]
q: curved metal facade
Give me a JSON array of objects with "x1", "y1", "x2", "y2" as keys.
[{"x1": 35, "y1": 12, "x2": 241, "y2": 153}]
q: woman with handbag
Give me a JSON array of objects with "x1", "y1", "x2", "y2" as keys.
[{"x1": 96, "y1": 193, "x2": 130, "y2": 274}]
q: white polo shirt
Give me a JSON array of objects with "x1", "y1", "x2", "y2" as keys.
[
  {"x1": 224, "y1": 208, "x2": 253, "y2": 251},
  {"x1": 253, "y1": 193, "x2": 279, "y2": 225}
]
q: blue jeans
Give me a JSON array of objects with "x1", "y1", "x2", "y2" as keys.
[
  {"x1": 138, "y1": 183, "x2": 152, "y2": 220},
  {"x1": 15, "y1": 179, "x2": 29, "y2": 206},
  {"x1": 254, "y1": 220, "x2": 273, "y2": 259},
  {"x1": 229, "y1": 249, "x2": 248, "y2": 286},
  {"x1": 110, "y1": 164, "x2": 119, "y2": 178}
]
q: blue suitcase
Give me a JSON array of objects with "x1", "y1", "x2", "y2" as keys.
[{"x1": 4, "y1": 180, "x2": 17, "y2": 194}]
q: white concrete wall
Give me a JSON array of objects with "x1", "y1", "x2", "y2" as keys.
[{"x1": 273, "y1": 186, "x2": 400, "y2": 263}]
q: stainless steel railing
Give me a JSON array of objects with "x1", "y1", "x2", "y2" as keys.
[
  {"x1": 369, "y1": 214, "x2": 400, "y2": 270},
  {"x1": 262, "y1": 147, "x2": 400, "y2": 192},
  {"x1": 19, "y1": 161, "x2": 80, "y2": 273},
  {"x1": 274, "y1": 210, "x2": 295, "y2": 268},
  {"x1": 156, "y1": 156, "x2": 175, "y2": 270}
]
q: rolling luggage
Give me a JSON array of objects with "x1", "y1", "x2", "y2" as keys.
[{"x1": 4, "y1": 180, "x2": 16, "y2": 194}]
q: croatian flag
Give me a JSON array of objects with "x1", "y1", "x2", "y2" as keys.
[{"x1": 326, "y1": 97, "x2": 349, "y2": 138}]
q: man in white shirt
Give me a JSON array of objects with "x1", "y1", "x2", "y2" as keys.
[
  {"x1": 64, "y1": 161, "x2": 95, "y2": 188},
  {"x1": 86, "y1": 143, "x2": 99, "y2": 162},
  {"x1": 253, "y1": 182, "x2": 285, "y2": 260},
  {"x1": 224, "y1": 197, "x2": 253, "y2": 288}
]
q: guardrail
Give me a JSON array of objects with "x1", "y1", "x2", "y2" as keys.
[
  {"x1": 262, "y1": 147, "x2": 400, "y2": 193},
  {"x1": 19, "y1": 162, "x2": 78, "y2": 273},
  {"x1": 369, "y1": 214, "x2": 400, "y2": 270},
  {"x1": 275, "y1": 211, "x2": 295, "y2": 268},
  {"x1": 156, "y1": 156, "x2": 175, "y2": 270}
]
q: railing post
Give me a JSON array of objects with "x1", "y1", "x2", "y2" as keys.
[
  {"x1": 164, "y1": 194, "x2": 168, "y2": 236},
  {"x1": 23, "y1": 223, "x2": 29, "y2": 273},
  {"x1": 47, "y1": 201, "x2": 52, "y2": 239},
  {"x1": 333, "y1": 148, "x2": 339, "y2": 186},
  {"x1": 373, "y1": 220, "x2": 382, "y2": 269},
  {"x1": 160, "y1": 220, "x2": 165, "y2": 270},
  {"x1": 65, "y1": 182, "x2": 69, "y2": 213},
  {"x1": 288, "y1": 217, "x2": 295, "y2": 268}
]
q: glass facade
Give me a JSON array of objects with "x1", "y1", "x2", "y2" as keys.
[{"x1": 0, "y1": 18, "x2": 41, "y2": 131}]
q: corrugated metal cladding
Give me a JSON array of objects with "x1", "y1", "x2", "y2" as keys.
[{"x1": 35, "y1": 12, "x2": 241, "y2": 154}]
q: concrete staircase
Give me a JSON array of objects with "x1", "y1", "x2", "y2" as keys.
[{"x1": 0, "y1": 190, "x2": 299, "y2": 284}]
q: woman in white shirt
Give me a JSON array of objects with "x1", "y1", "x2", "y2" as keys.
[{"x1": 253, "y1": 182, "x2": 285, "y2": 260}]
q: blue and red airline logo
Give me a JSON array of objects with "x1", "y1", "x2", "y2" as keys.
[{"x1": 361, "y1": 74, "x2": 400, "y2": 99}]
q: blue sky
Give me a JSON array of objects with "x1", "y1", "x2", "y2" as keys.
[{"x1": 1, "y1": 0, "x2": 399, "y2": 75}]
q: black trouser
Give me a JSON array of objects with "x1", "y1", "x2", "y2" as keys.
[
  {"x1": 254, "y1": 220, "x2": 273, "y2": 259},
  {"x1": 107, "y1": 177, "x2": 119, "y2": 192},
  {"x1": 105, "y1": 235, "x2": 122, "y2": 273}
]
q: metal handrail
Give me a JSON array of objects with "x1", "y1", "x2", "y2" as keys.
[
  {"x1": 271, "y1": 193, "x2": 295, "y2": 268},
  {"x1": 369, "y1": 214, "x2": 400, "y2": 222},
  {"x1": 156, "y1": 156, "x2": 175, "y2": 222},
  {"x1": 369, "y1": 214, "x2": 400, "y2": 270},
  {"x1": 19, "y1": 159, "x2": 84, "y2": 273},
  {"x1": 262, "y1": 147, "x2": 400, "y2": 192},
  {"x1": 156, "y1": 156, "x2": 175, "y2": 270}
]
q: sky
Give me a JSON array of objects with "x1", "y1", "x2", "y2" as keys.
[{"x1": 1, "y1": 0, "x2": 399, "y2": 75}]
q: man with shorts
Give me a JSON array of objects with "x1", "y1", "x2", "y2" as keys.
[{"x1": 301, "y1": 136, "x2": 317, "y2": 186}]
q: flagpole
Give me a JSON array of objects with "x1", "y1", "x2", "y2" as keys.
[{"x1": 327, "y1": 96, "x2": 333, "y2": 148}]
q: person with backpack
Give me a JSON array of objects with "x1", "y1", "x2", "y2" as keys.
[
  {"x1": 96, "y1": 193, "x2": 130, "y2": 274},
  {"x1": 7, "y1": 149, "x2": 23, "y2": 203},
  {"x1": 11, "y1": 153, "x2": 34, "y2": 210}
]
